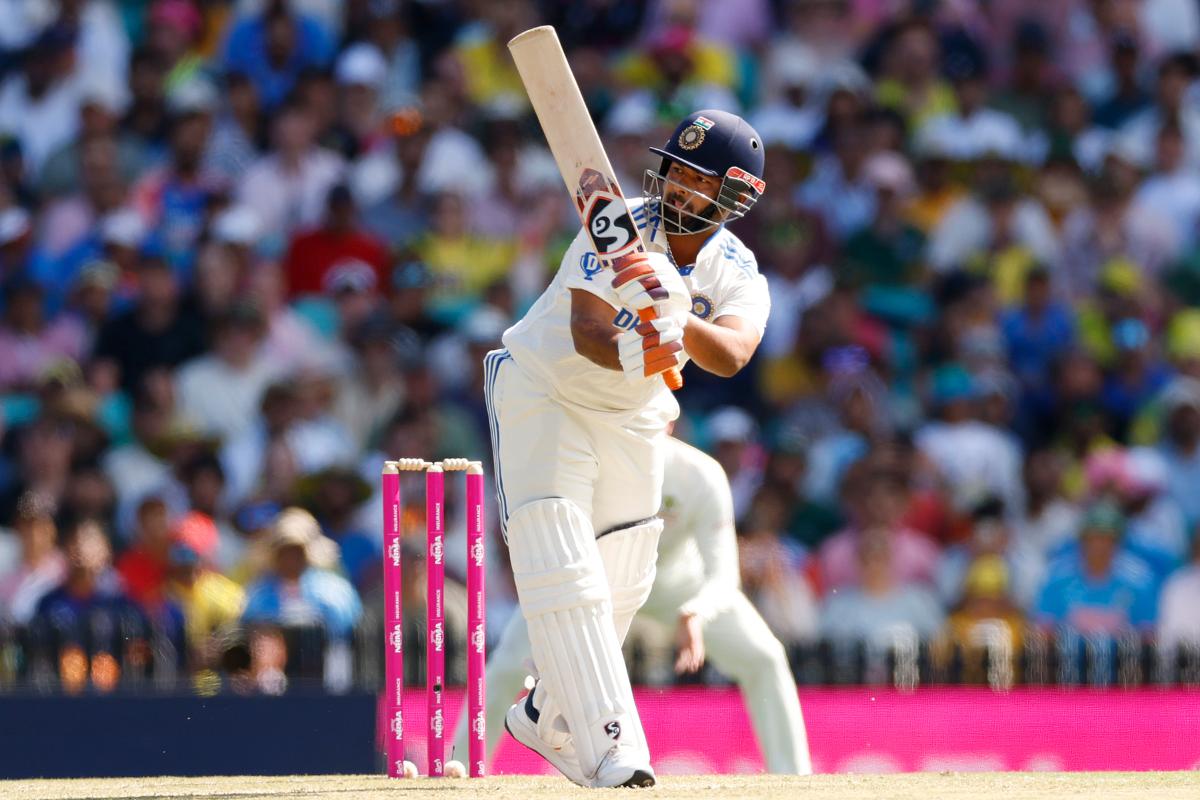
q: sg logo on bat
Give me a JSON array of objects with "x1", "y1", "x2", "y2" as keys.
[{"x1": 584, "y1": 193, "x2": 639, "y2": 257}]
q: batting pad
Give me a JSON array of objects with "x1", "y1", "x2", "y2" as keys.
[
  {"x1": 506, "y1": 497, "x2": 643, "y2": 775},
  {"x1": 597, "y1": 518, "x2": 663, "y2": 644}
]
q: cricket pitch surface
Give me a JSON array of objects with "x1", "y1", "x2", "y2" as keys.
[{"x1": 5, "y1": 771, "x2": 1198, "y2": 800}]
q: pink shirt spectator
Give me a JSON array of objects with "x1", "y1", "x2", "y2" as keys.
[
  {"x1": 818, "y1": 526, "x2": 941, "y2": 594},
  {"x1": 0, "y1": 316, "x2": 87, "y2": 390}
]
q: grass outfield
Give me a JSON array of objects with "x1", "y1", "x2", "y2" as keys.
[{"x1": 4, "y1": 772, "x2": 1198, "y2": 800}]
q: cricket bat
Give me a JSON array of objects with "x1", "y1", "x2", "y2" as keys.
[{"x1": 508, "y1": 25, "x2": 684, "y2": 391}]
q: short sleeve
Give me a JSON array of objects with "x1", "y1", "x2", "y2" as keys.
[
  {"x1": 560, "y1": 227, "x2": 620, "y2": 306},
  {"x1": 714, "y1": 271, "x2": 770, "y2": 335}
]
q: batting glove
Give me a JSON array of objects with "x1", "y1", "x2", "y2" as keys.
[
  {"x1": 617, "y1": 312, "x2": 688, "y2": 382},
  {"x1": 611, "y1": 251, "x2": 691, "y2": 317}
]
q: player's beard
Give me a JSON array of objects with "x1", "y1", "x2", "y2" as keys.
[{"x1": 662, "y1": 191, "x2": 718, "y2": 235}]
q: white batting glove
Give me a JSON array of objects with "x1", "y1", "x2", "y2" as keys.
[
  {"x1": 611, "y1": 251, "x2": 691, "y2": 317},
  {"x1": 617, "y1": 312, "x2": 688, "y2": 382}
]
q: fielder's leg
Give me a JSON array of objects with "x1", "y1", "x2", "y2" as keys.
[
  {"x1": 702, "y1": 592, "x2": 813, "y2": 774},
  {"x1": 451, "y1": 610, "x2": 533, "y2": 766}
]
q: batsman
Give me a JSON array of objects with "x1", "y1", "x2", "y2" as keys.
[
  {"x1": 482, "y1": 102, "x2": 770, "y2": 788},
  {"x1": 454, "y1": 436, "x2": 813, "y2": 776}
]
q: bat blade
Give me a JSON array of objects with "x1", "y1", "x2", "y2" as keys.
[{"x1": 508, "y1": 25, "x2": 683, "y2": 390}]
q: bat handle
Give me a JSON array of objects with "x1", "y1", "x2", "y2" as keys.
[{"x1": 638, "y1": 307, "x2": 684, "y2": 390}]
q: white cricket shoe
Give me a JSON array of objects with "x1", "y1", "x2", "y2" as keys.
[
  {"x1": 591, "y1": 742, "x2": 657, "y2": 789},
  {"x1": 504, "y1": 684, "x2": 589, "y2": 787}
]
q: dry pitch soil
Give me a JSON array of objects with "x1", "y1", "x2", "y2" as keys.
[{"x1": 3, "y1": 772, "x2": 1198, "y2": 800}]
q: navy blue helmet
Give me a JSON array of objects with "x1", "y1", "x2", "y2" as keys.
[{"x1": 642, "y1": 109, "x2": 766, "y2": 235}]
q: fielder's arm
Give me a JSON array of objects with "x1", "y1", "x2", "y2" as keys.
[
  {"x1": 678, "y1": 456, "x2": 741, "y2": 624},
  {"x1": 681, "y1": 315, "x2": 761, "y2": 378}
]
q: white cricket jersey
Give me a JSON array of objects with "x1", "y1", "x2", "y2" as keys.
[
  {"x1": 643, "y1": 437, "x2": 741, "y2": 623},
  {"x1": 501, "y1": 198, "x2": 770, "y2": 421}
]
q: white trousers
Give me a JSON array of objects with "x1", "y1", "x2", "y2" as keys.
[
  {"x1": 483, "y1": 349, "x2": 667, "y2": 536},
  {"x1": 453, "y1": 590, "x2": 814, "y2": 775}
]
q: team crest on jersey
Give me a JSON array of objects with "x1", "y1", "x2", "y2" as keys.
[
  {"x1": 580, "y1": 251, "x2": 601, "y2": 281},
  {"x1": 605, "y1": 721, "x2": 622, "y2": 740},
  {"x1": 678, "y1": 124, "x2": 706, "y2": 151},
  {"x1": 691, "y1": 293, "x2": 714, "y2": 319}
]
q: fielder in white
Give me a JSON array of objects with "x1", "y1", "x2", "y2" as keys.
[
  {"x1": 453, "y1": 436, "x2": 813, "y2": 774},
  {"x1": 482, "y1": 109, "x2": 770, "y2": 788}
]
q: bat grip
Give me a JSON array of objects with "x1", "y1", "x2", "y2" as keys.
[{"x1": 638, "y1": 307, "x2": 684, "y2": 390}]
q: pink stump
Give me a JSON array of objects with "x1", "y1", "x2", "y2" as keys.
[
  {"x1": 466, "y1": 464, "x2": 486, "y2": 778},
  {"x1": 425, "y1": 464, "x2": 446, "y2": 777},
  {"x1": 381, "y1": 462, "x2": 405, "y2": 777}
]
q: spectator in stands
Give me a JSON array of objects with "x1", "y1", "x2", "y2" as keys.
[
  {"x1": 39, "y1": 75, "x2": 136, "y2": 200},
  {"x1": 737, "y1": 487, "x2": 819, "y2": 647},
  {"x1": 225, "y1": 501, "x2": 281, "y2": 585},
  {"x1": 0, "y1": 277, "x2": 87, "y2": 391},
  {"x1": 92, "y1": 254, "x2": 206, "y2": 394},
  {"x1": 130, "y1": 77, "x2": 222, "y2": 275},
  {"x1": 928, "y1": 172, "x2": 1060, "y2": 278},
  {"x1": 819, "y1": 528, "x2": 945, "y2": 648},
  {"x1": 175, "y1": 300, "x2": 280, "y2": 442},
  {"x1": 283, "y1": 183, "x2": 388, "y2": 299},
  {"x1": 819, "y1": 458, "x2": 940, "y2": 592},
  {"x1": 936, "y1": 496, "x2": 1045, "y2": 612},
  {"x1": 796, "y1": 116, "x2": 875, "y2": 241},
  {"x1": 0, "y1": 491, "x2": 66, "y2": 626},
  {"x1": 0, "y1": 25, "x2": 82, "y2": 177},
  {"x1": 237, "y1": 97, "x2": 345, "y2": 245},
  {"x1": 357, "y1": 112, "x2": 433, "y2": 251},
  {"x1": 945, "y1": 554, "x2": 1026, "y2": 681},
  {"x1": 803, "y1": 358, "x2": 883, "y2": 507},
  {"x1": 1061, "y1": 168, "x2": 1178, "y2": 307},
  {"x1": 241, "y1": 507, "x2": 360, "y2": 641},
  {"x1": 1014, "y1": 447, "x2": 1081, "y2": 559},
  {"x1": 1157, "y1": 377, "x2": 1200, "y2": 526},
  {"x1": 164, "y1": 538, "x2": 245, "y2": 672},
  {"x1": 1158, "y1": 526, "x2": 1200, "y2": 662},
  {"x1": 333, "y1": 313, "x2": 408, "y2": 452},
  {"x1": 1133, "y1": 120, "x2": 1200, "y2": 254},
  {"x1": 116, "y1": 496, "x2": 173, "y2": 609},
  {"x1": 222, "y1": 0, "x2": 335, "y2": 111},
  {"x1": 1119, "y1": 52, "x2": 1200, "y2": 173},
  {"x1": 0, "y1": 206, "x2": 35, "y2": 284},
  {"x1": 29, "y1": 518, "x2": 144, "y2": 691},
  {"x1": 295, "y1": 466, "x2": 378, "y2": 590},
  {"x1": 328, "y1": 43, "x2": 387, "y2": 159},
  {"x1": 1001, "y1": 266, "x2": 1076, "y2": 394},
  {"x1": 1116, "y1": 448, "x2": 1189, "y2": 580},
  {"x1": 246, "y1": 258, "x2": 330, "y2": 375},
  {"x1": 706, "y1": 406, "x2": 764, "y2": 523},
  {"x1": 0, "y1": 411, "x2": 77, "y2": 528},
  {"x1": 1092, "y1": 33, "x2": 1147, "y2": 130},
  {"x1": 840, "y1": 151, "x2": 925, "y2": 289},
  {"x1": 145, "y1": 0, "x2": 205, "y2": 93},
  {"x1": 1035, "y1": 502, "x2": 1158, "y2": 637},
  {"x1": 384, "y1": 260, "x2": 448, "y2": 344},
  {"x1": 916, "y1": 363, "x2": 1025, "y2": 518},
  {"x1": 203, "y1": 71, "x2": 262, "y2": 186},
  {"x1": 416, "y1": 191, "x2": 516, "y2": 325},
  {"x1": 873, "y1": 19, "x2": 954, "y2": 130}
]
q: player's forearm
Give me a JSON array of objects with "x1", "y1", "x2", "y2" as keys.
[
  {"x1": 570, "y1": 315, "x2": 621, "y2": 370},
  {"x1": 682, "y1": 316, "x2": 758, "y2": 377},
  {"x1": 680, "y1": 581, "x2": 732, "y2": 624}
]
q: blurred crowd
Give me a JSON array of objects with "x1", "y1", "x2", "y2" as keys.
[{"x1": 2, "y1": 0, "x2": 1200, "y2": 693}]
